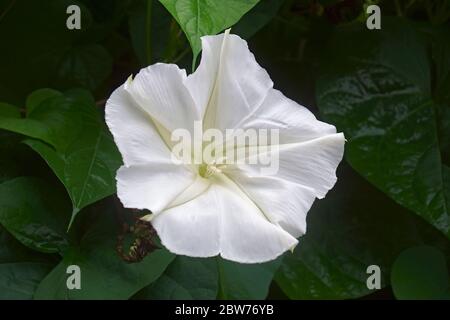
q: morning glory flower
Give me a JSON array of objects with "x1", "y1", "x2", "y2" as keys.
[{"x1": 105, "y1": 30, "x2": 345, "y2": 263}]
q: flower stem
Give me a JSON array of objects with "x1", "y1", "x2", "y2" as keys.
[
  {"x1": 0, "y1": 0, "x2": 16, "y2": 24},
  {"x1": 394, "y1": 0, "x2": 403, "y2": 16}
]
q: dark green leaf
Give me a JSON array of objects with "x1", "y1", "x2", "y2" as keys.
[
  {"x1": 0, "y1": 90, "x2": 122, "y2": 226},
  {"x1": 233, "y1": 0, "x2": 284, "y2": 39},
  {"x1": 55, "y1": 44, "x2": 113, "y2": 90},
  {"x1": 34, "y1": 201, "x2": 174, "y2": 300},
  {"x1": 276, "y1": 163, "x2": 450, "y2": 299},
  {"x1": 34, "y1": 248, "x2": 173, "y2": 300},
  {"x1": 316, "y1": 19, "x2": 450, "y2": 238},
  {"x1": 0, "y1": 129, "x2": 52, "y2": 184},
  {"x1": 0, "y1": 103, "x2": 21, "y2": 118},
  {"x1": 391, "y1": 245, "x2": 450, "y2": 300},
  {"x1": 135, "y1": 256, "x2": 218, "y2": 299},
  {"x1": 0, "y1": 262, "x2": 54, "y2": 299},
  {"x1": 429, "y1": 26, "x2": 450, "y2": 104},
  {"x1": 25, "y1": 89, "x2": 63, "y2": 115},
  {"x1": 218, "y1": 257, "x2": 281, "y2": 299},
  {"x1": 159, "y1": 0, "x2": 260, "y2": 64},
  {"x1": 0, "y1": 138, "x2": 24, "y2": 183},
  {"x1": 0, "y1": 177, "x2": 70, "y2": 253},
  {"x1": 0, "y1": 226, "x2": 57, "y2": 299},
  {"x1": 128, "y1": 0, "x2": 176, "y2": 66},
  {"x1": 136, "y1": 254, "x2": 281, "y2": 300},
  {"x1": 427, "y1": 26, "x2": 450, "y2": 165}
]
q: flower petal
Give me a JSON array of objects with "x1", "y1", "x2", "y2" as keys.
[
  {"x1": 224, "y1": 175, "x2": 315, "y2": 238},
  {"x1": 125, "y1": 63, "x2": 199, "y2": 134},
  {"x1": 237, "y1": 88, "x2": 338, "y2": 144},
  {"x1": 216, "y1": 175, "x2": 298, "y2": 263},
  {"x1": 226, "y1": 133, "x2": 345, "y2": 199},
  {"x1": 152, "y1": 175, "x2": 297, "y2": 263},
  {"x1": 151, "y1": 184, "x2": 221, "y2": 258},
  {"x1": 105, "y1": 82, "x2": 173, "y2": 167},
  {"x1": 186, "y1": 31, "x2": 273, "y2": 131},
  {"x1": 222, "y1": 133, "x2": 344, "y2": 240},
  {"x1": 116, "y1": 164, "x2": 195, "y2": 213}
]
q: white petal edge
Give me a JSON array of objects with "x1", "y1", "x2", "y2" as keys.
[
  {"x1": 236, "y1": 88, "x2": 338, "y2": 144},
  {"x1": 226, "y1": 133, "x2": 346, "y2": 199},
  {"x1": 116, "y1": 164, "x2": 195, "y2": 213},
  {"x1": 125, "y1": 63, "x2": 200, "y2": 134},
  {"x1": 105, "y1": 81, "x2": 174, "y2": 167},
  {"x1": 222, "y1": 133, "x2": 344, "y2": 241},
  {"x1": 186, "y1": 31, "x2": 274, "y2": 132},
  {"x1": 225, "y1": 175, "x2": 316, "y2": 238},
  {"x1": 152, "y1": 174, "x2": 298, "y2": 263}
]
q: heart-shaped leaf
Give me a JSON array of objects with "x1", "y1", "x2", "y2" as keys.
[
  {"x1": 159, "y1": 0, "x2": 260, "y2": 66},
  {"x1": 134, "y1": 256, "x2": 218, "y2": 299},
  {"x1": 317, "y1": 19, "x2": 450, "y2": 238},
  {"x1": 0, "y1": 89, "x2": 122, "y2": 227},
  {"x1": 0, "y1": 177, "x2": 71, "y2": 253},
  {"x1": 276, "y1": 163, "x2": 450, "y2": 299},
  {"x1": 34, "y1": 200, "x2": 174, "y2": 300},
  {"x1": 0, "y1": 226, "x2": 57, "y2": 299},
  {"x1": 391, "y1": 246, "x2": 450, "y2": 300}
]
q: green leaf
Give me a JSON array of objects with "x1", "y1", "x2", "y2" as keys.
[
  {"x1": 159, "y1": 0, "x2": 260, "y2": 65},
  {"x1": 55, "y1": 44, "x2": 113, "y2": 90},
  {"x1": 0, "y1": 118, "x2": 54, "y2": 146},
  {"x1": 316, "y1": 20, "x2": 450, "y2": 238},
  {"x1": 0, "y1": 177, "x2": 71, "y2": 253},
  {"x1": 25, "y1": 88, "x2": 63, "y2": 115},
  {"x1": 34, "y1": 200, "x2": 175, "y2": 300},
  {"x1": 0, "y1": 141, "x2": 23, "y2": 184},
  {"x1": 0, "y1": 226, "x2": 57, "y2": 299},
  {"x1": 136, "y1": 255, "x2": 281, "y2": 300},
  {"x1": 0, "y1": 226, "x2": 57, "y2": 263},
  {"x1": 0, "y1": 103, "x2": 21, "y2": 118},
  {"x1": 0, "y1": 129, "x2": 52, "y2": 184},
  {"x1": 128, "y1": 0, "x2": 176, "y2": 66},
  {"x1": 427, "y1": 26, "x2": 450, "y2": 165},
  {"x1": 34, "y1": 248, "x2": 173, "y2": 300},
  {"x1": 0, "y1": 262, "x2": 54, "y2": 299},
  {"x1": 218, "y1": 257, "x2": 282, "y2": 299},
  {"x1": 428, "y1": 26, "x2": 450, "y2": 104},
  {"x1": 391, "y1": 246, "x2": 450, "y2": 300},
  {"x1": 276, "y1": 163, "x2": 450, "y2": 299},
  {"x1": 134, "y1": 256, "x2": 218, "y2": 299},
  {"x1": 0, "y1": 90, "x2": 122, "y2": 226},
  {"x1": 233, "y1": 0, "x2": 284, "y2": 39}
]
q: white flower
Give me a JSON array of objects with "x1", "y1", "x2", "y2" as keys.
[{"x1": 105, "y1": 30, "x2": 345, "y2": 263}]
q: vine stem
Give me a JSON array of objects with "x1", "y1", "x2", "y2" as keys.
[
  {"x1": 394, "y1": 0, "x2": 403, "y2": 16},
  {"x1": 0, "y1": 0, "x2": 16, "y2": 24}
]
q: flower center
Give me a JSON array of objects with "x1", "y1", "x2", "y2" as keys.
[{"x1": 198, "y1": 163, "x2": 226, "y2": 178}]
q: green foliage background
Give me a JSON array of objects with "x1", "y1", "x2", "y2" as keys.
[{"x1": 0, "y1": 0, "x2": 449, "y2": 299}]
